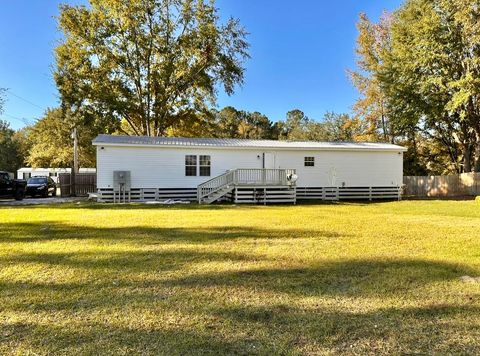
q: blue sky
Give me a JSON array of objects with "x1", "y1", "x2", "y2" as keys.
[{"x1": 0, "y1": 0, "x2": 402, "y2": 130}]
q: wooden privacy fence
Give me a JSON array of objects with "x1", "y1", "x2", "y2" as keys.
[
  {"x1": 59, "y1": 173, "x2": 97, "y2": 197},
  {"x1": 403, "y1": 173, "x2": 480, "y2": 197}
]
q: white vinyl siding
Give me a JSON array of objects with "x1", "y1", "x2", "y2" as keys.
[
  {"x1": 97, "y1": 146, "x2": 262, "y2": 189},
  {"x1": 276, "y1": 150, "x2": 403, "y2": 187}
]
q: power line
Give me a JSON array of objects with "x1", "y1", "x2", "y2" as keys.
[
  {"x1": 6, "y1": 90, "x2": 45, "y2": 111},
  {"x1": 1, "y1": 112, "x2": 36, "y2": 126},
  {"x1": 3, "y1": 113, "x2": 24, "y2": 122}
]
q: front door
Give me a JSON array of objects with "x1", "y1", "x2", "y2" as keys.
[{"x1": 263, "y1": 153, "x2": 276, "y2": 169}]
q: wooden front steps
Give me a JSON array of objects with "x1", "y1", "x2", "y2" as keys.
[{"x1": 197, "y1": 169, "x2": 297, "y2": 205}]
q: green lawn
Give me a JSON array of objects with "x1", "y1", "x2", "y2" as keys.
[{"x1": 1, "y1": 201, "x2": 480, "y2": 355}]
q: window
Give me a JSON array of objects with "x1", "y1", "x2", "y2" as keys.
[
  {"x1": 185, "y1": 155, "x2": 211, "y2": 176},
  {"x1": 185, "y1": 155, "x2": 197, "y2": 176},
  {"x1": 304, "y1": 157, "x2": 315, "y2": 167},
  {"x1": 199, "y1": 155, "x2": 211, "y2": 176}
]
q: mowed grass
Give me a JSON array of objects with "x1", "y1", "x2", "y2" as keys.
[{"x1": 1, "y1": 201, "x2": 480, "y2": 355}]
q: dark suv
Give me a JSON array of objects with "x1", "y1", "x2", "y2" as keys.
[
  {"x1": 26, "y1": 176, "x2": 57, "y2": 198},
  {"x1": 0, "y1": 171, "x2": 26, "y2": 200}
]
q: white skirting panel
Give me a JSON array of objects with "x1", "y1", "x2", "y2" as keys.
[
  {"x1": 97, "y1": 186, "x2": 401, "y2": 203},
  {"x1": 97, "y1": 188, "x2": 197, "y2": 203},
  {"x1": 296, "y1": 186, "x2": 401, "y2": 201},
  {"x1": 233, "y1": 186, "x2": 296, "y2": 204}
]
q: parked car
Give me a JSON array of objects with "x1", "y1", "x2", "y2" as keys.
[
  {"x1": 26, "y1": 176, "x2": 57, "y2": 198},
  {"x1": 0, "y1": 171, "x2": 26, "y2": 200}
]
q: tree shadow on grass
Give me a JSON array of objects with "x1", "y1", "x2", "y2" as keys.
[
  {"x1": 166, "y1": 258, "x2": 476, "y2": 298},
  {"x1": 0, "y1": 251, "x2": 475, "y2": 310},
  {"x1": 2, "y1": 257, "x2": 475, "y2": 307},
  {"x1": 0, "y1": 320, "x2": 267, "y2": 355},
  {"x1": 1, "y1": 257, "x2": 479, "y2": 354},
  {"x1": 1, "y1": 219, "x2": 479, "y2": 353},
  {"x1": 0, "y1": 249, "x2": 250, "y2": 273},
  {"x1": 2, "y1": 284, "x2": 480, "y2": 354},
  {"x1": 0, "y1": 200, "x2": 395, "y2": 211},
  {"x1": 0, "y1": 221, "x2": 345, "y2": 244},
  {"x1": 210, "y1": 302, "x2": 480, "y2": 354},
  {"x1": 2, "y1": 307, "x2": 479, "y2": 355}
]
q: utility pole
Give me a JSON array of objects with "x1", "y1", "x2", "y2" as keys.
[{"x1": 71, "y1": 127, "x2": 78, "y2": 196}]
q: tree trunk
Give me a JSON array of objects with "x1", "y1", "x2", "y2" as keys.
[
  {"x1": 464, "y1": 144, "x2": 472, "y2": 173},
  {"x1": 475, "y1": 138, "x2": 480, "y2": 172}
]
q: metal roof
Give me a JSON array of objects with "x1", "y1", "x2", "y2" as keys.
[{"x1": 92, "y1": 135, "x2": 407, "y2": 151}]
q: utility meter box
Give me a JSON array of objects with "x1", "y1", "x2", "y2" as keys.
[{"x1": 113, "y1": 171, "x2": 131, "y2": 192}]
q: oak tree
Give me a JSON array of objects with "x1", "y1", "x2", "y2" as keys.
[
  {"x1": 384, "y1": 0, "x2": 480, "y2": 172},
  {"x1": 0, "y1": 120, "x2": 23, "y2": 173},
  {"x1": 25, "y1": 108, "x2": 97, "y2": 168},
  {"x1": 55, "y1": 0, "x2": 249, "y2": 137},
  {"x1": 349, "y1": 12, "x2": 394, "y2": 143},
  {"x1": 213, "y1": 107, "x2": 279, "y2": 139}
]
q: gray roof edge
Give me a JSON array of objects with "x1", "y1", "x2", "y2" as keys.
[{"x1": 92, "y1": 134, "x2": 407, "y2": 151}]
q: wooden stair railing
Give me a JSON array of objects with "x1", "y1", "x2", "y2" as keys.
[
  {"x1": 197, "y1": 170, "x2": 235, "y2": 204},
  {"x1": 197, "y1": 169, "x2": 297, "y2": 204}
]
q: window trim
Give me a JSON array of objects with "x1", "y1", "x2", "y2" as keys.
[
  {"x1": 185, "y1": 155, "x2": 198, "y2": 176},
  {"x1": 304, "y1": 156, "x2": 315, "y2": 167},
  {"x1": 199, "y1": 155, "x2": 211, "y2": 177}
]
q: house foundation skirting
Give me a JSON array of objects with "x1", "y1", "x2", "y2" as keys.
[
  {"x1": 97, "y1": 188, "x2": 197, "y2": 203},
  {"x1": 296, "y1": 186, "x2": 402, "y2": 201},
  {"x1": 97, "y1": 186, "x2": 402, "y2": 203},
  {"x1": 233, "y1": 186, "x2": 296, "y2": 204}
]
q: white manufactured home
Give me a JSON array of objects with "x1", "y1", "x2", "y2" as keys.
[{"x1": 93, "y1": 135, "x2": 406, "y2": 204}]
